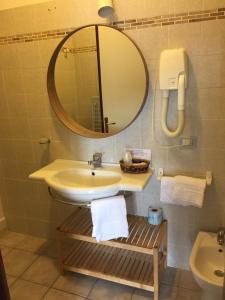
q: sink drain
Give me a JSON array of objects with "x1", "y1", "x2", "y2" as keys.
[{"x1": 214, "y1": 270, "x2": 224, "y2": 277}]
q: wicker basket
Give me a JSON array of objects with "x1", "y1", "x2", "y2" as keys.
[{"x1": 119, "y1": 158, "x2": 150, "y2": 174}]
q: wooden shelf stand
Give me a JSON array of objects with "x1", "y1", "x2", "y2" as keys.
[{"x1": 57, "y1": 207, "x2": 168, "y2": 300}]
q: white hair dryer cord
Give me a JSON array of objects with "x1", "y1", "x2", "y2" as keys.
[{"x1": 161, "y1": 73, "x2": 185, "y2": 138}]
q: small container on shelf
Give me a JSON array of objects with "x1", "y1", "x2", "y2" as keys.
[{"x1": 119, "y1": 158, "x2": 150, "y2": 174}]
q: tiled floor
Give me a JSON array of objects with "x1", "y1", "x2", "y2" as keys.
[{"x1": 0, "y1": 230, "x2": 202, "y2": 300}]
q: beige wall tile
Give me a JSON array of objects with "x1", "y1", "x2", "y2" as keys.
[
  {"x1": 4, "y1": 179, "x2": 38, "y2": 217},
  {"x1": 6, "y1": 93, "x2": 28, "y2": 118},
  {"x1": 203, "y1": 0, "x2": 225, "y2": 9},
  {"x1": 3, "y1": 69, "x2": 24, "y2": 94},
  {"x1": 0, "y1": 140, "x2": 17, "y2": 160},
  {"x1": 11, "y1": 5, "x2": 36, "y2": 34},
  {"x1": 25, "y1": 217, "x2": 57, "y2": 238},
  {"x1": 0, "y1": 118, "x2": 12, "y2": 139},
  {"x1": 10, "y1": 117, "x2": 31, "y2": 139},
  {"x1": 0, "y1": 10, "x2": 15, "y2": 36},
  {"x1": 22, "y1": 68, "x2": 45, "y2": 94},
  {"x1": 0, "y1": 45, "x2": 20, "y2": 70},
  {"x1": 26, "y1": 92, "x2": 51, "y2": 118},
  {"x1": 5, "y1": 214, "x2": 29, "y2": 233},
  {"x1": 171, "y1": 0, "x2": 203, "y2": 14},
  {"x1": 190, "y1": 54, "x2": 225, "y2": 89},
  {"x1": 0, "y1": 94, "x2": 8, "y2": 118},
  {"x1": 17, "y1": 42, "x2": 42, "y2": 69},
  {"x1": 200, "y1": 20, "x2": 225, "y2": 55},
  {"x1": 138, "y1": 27, "x2": 169, "y2": 61},
  {"x1": 197, "y1": 119, "x2": 225, "y2": 149},
  {"x1": 188, "y1": 87, "x2": 225, "y2": 120},
  {"x1": 168, "y1": 23, "x2": 201, "y2": 55},
  {"x1": 29, "y1": 117, "x2": 52, "y2": 140},
  {"x1": 13, "y1": 140, "x2": 35, "y2": 163},
  {"x1": 1, "y1": 159, "x2": 19, "y2": 179}
]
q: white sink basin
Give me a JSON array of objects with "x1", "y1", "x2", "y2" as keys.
[
  {"x1": 46, "y1": 168, "x2": 122, "y2": 201},
  {"x1": 29, "y1": 159, "x2": 152, "y2": 202}
]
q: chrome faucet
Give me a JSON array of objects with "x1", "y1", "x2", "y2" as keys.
[
  {"x1": 217, "y1": 228, "x2": 225, "y2": 245},
  {"x1": 88, "y1": 152, "x2": 102, "y2": 169}
]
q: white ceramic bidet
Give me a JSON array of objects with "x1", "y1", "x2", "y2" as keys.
[{"x1": 190, "y1": 231, "x2": 224, "y2": 300}]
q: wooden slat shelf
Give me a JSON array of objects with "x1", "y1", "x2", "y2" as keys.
[
  {"x1": 57, "y1": 207, "x2": 167, "y2": 254},
  {"x1": 61, "y1": 239, "x2": 164, "y2": 291},
  {"x1": 57, "y1": 207, "x2": 168, "y2": 300}
]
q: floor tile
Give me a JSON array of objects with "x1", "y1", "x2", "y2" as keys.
[
  {"x1": 1, "y1": 245, "x2": 13, "y2": 257},
  {"x1": 3, "y1": 249, "x2": 37, "y2": 276},
  {"x1": 7, "y1": 275, "x2": 17, "y2": 287},
  {"x1": 15, "y1": 235, "x2": 47, "y2": 253},
  {"x1": 10, "y1": 279, "x2": 48, "y2": 300},
  {"x1": 88, "y1": 279, "x2": 134, "y2": 300},
  {"x1": 178, "y1": 270, "x2": 200, "y2": 291},
  {"x1": 43, "y1": 288, "x2": 85, "y2": 300},
  {"x1": 0, "y1": 231, "x2": 28, "y2": 247},
  {"x1": 161, "y1": 267, "x2": 180, "y2": 287},
  {"x1": 176, "y1": 287, "x2": 202, "y2": 300},
  {"x1": 131, "y1": 289, "x2": 154, "y2": 300},
  {"x1": 159, "y1": 284, "x2": 178, "y2": 300},
  {"x1": 132, "y1": 284, "x2": 177, "y2": 300},
  {"x1": 39, "y1": 239, "x2": 59, "y2": 259},
  {"x1": 22, "y1": 256, "x2": 60, "y2": 286},
  {"x1": 53, "y1": 272, "x2": 96, "y2": 297}
]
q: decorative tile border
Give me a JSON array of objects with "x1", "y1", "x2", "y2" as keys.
[
  {"x1": 112, "y1": 7, "x2": 225, "y2": 30},
  {"x1": 0, "y1": 7, "x2": 224, "y2": 46},
  {"x1": 0, "y1": 28, "x2": 71, "y2": 45}
]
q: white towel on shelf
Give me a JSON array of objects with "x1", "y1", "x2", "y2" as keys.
[
  {"x1": 172, "y1": 175, "x2": 206, "y2": 208},
  {"x1": 91, "y1": 195, "x2": 129, "y2": 242},
  {"x1": 160, "y1": 175, "x2": 206, "y2": 208}
]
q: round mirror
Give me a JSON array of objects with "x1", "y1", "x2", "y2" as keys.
[{"x1": 47, "y1": 25, "x2": 149, "y2": 138}]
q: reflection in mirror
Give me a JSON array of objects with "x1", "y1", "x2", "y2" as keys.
[
  {"x1": 55, "y1": 26, "x2": 102, "y2": 131},
  {"x1": 49, "y1": 25, "x2": 148, "y2": 138}
]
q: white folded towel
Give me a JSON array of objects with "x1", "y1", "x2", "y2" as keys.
[
  {"x1": 159, "y1": 176, "x2": 175, "y2": 204},
  {"x1": 91, "y1": 195, "x2": 129, "y2": 242},
  {"x1": 160, "y1": 175, "x2": 206, "y2": 208},
  {"x1": 173, "y1": 175, "x2": 206, "y2": 208}
]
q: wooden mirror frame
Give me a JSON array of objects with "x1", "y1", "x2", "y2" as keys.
[{"x1": 47, "y1": 24, "x2": 149, "y2": 138}]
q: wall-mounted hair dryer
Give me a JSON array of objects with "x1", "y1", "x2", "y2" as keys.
[{"x1": 159, "y1": 48, "x2": 188, "y2": 137}]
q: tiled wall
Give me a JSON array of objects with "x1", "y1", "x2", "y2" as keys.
[{"x1": 0, "y1": 0, "x2": 225, "y2": 269}]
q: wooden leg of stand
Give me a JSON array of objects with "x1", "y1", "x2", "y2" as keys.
[
  {"x1": 153, "y1": 247, "x2": 159, "y2": 300},
  {"x1": 162, "y1": 222, "x2": 168, "y2": 270},
  {"x1": 57, "y1": 233, "x2": 65, "y2": 275}
]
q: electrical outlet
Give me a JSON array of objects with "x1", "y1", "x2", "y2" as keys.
[{"x1": 180, "y1": 137, "x2": 197, "y2": 148}]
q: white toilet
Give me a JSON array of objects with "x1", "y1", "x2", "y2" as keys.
[{"x1": 190, "y1": 231, "x2": 224, "y2": 300}]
